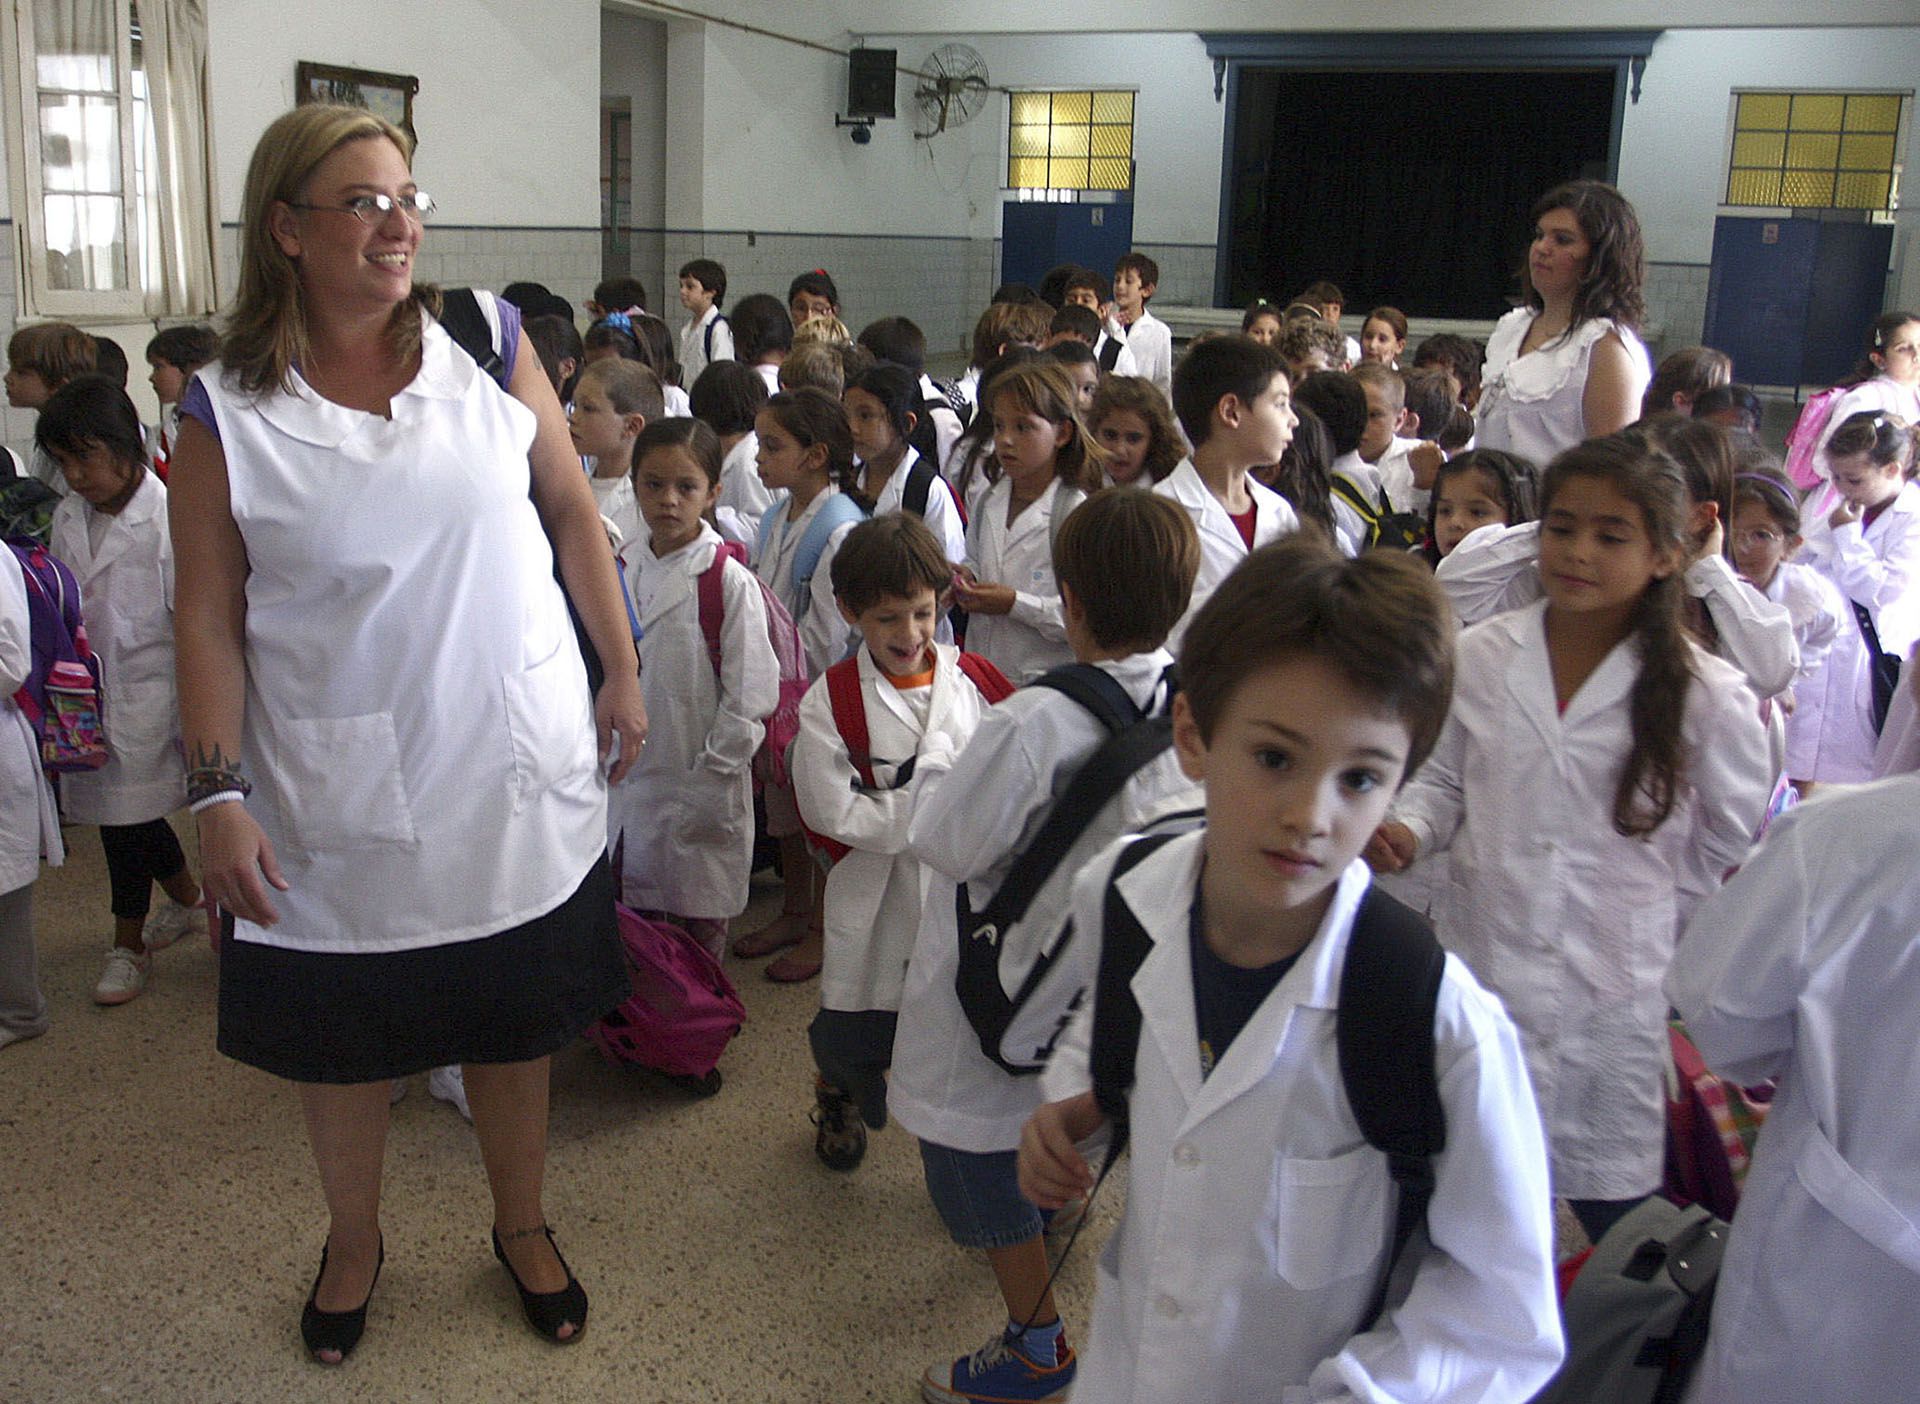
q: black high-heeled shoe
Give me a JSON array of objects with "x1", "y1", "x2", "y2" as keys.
[
  {"x1": 300, "y1": 1235, "x2": 384, "y2": 1364},
  {"x1": 492, "y1": 1225, "x2": 588, "y2": 1343}
]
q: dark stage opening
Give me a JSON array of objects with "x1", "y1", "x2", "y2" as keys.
[{"x1": 1222, "y1": 68, "x2": 1617, "y2": 319}]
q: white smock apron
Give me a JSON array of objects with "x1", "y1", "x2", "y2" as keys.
[{"x1": 197, "y1": 319, "x2": 606, "y2": 954}]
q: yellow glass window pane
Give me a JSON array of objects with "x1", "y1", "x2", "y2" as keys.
[
  {"x1": 1737, "y1": 92, "x2": 1790, "y2": 129},
  {"x1": 1782, "y1": 170, "x2": 1836, "y2": 207},
  {"x1": 1091, "y1": 91, "x2": 1134, "y2": 124},
  {"x1": 1840, "y1": 133, "x2": 1896, "y2": 170},
  {"x1": 1834, "y1": 171, "x2": 1891, "y2": 209},
  {"x1": 1785, "y1": 132, "x2": 1839, "y2": 170},
  {"x1": 1008, "y1": 156, "x2": 1048, "y2": 187},
  {"x1": 1010, "y1": 93, "x2": 1050, "y2": 125},
  {"x1": 1845, "y1": 94, "x2": 1902, "y2": 132},
  {"x1": 1048, "y1": 123, "x2": 1090, "y2": 158},
  {"x1": 1090, "y1": 124, "x2": 1133, "y2": 158},
  {"x1": 1089, "y1": 158, "x2": 1132, "y2": 190},
  {"x1": 1790, "y1": 93, "x2": 1844, "y2": 132},
  {"x1": 1051, "y1": 91, "x2": 1092, "y2": 124},
  {"x1": 1726, "y1": 168, "x2": 1782, "y2": 205},
  {"x1": 1009, "y1": 125, "x2": 1049, "y2": 158},
  {"x1": 1731, "y1": 131, "x2": 1785, "y2": 168},
  {"x1": 1049, "y1": 157, "x2": 1088, "y2": 190}
]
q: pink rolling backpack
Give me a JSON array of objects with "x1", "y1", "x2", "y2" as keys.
[{"x1": 586, "y1": 904, "x2": 746, "y2": 1084}]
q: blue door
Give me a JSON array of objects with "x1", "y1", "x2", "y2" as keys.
[{"x1": 1001, "y1": 201, "x2": 1135, "y2": 291}]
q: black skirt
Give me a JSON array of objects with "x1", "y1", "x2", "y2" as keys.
[{"x1": 217, "y1": 855, "x2": 627, "y2": 1084}]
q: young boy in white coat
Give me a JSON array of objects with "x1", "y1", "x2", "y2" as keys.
[
  {"x1": 793, "y1": 514, "x2": 1008, "y2": 1172},
  {"x1": 892, "y1": 491, "x2": 1201, "y2": 1404},
  {"x1": 1020, "y1": 541, "x2": 1564, "y2": 1404},
  {"x1": 1666, "y1": 773, "x2": 1920, "y2": 1404},
  {"x1": 1105, "y1": 253, "x2": 1172, "y2": 401},
  {"x1": 609, "y1": 420, "x2": 778, "y2": 959},
  {"x1": 1153, "y1": 335, "x2": 1301, "y2": 651},
  {"x1": 40, "y1": 379, "x2": 203, "y2": 1006},
  {"x1": 677, "y1": 257, "x2": 734, "y2": 384}
]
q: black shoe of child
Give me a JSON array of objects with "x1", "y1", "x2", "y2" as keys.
[{"x1": 811, "y1": 1078, "x2": 867, "y2": 1172}]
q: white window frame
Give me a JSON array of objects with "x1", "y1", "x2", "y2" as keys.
[{"x1": 2, "y1": 0, "x2": 147, "y2": 320}]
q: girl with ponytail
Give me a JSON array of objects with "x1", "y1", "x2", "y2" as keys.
[{"x1": 1373, "y1": 431, "x2": 1776, "y2": 1243}]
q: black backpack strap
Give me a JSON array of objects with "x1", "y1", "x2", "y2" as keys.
[
  {"x1": 1330, "y1": 475, "x2": 1383, "y2": 548},
  {"x1": 704, "y1": 312, "x2": 729, "y2": 362},
  {"x1": 438, "y1": 287, "x2": 506, "y2": 384},
  {"x1": 953, "y1": 666, "x2": 1173, "y2": 1075},
  {"x1": 1338, "y1": 885, "x2": 1448, "y2": 1333},
  {"x1": 1851, "y1": 599, "x2": 1900, "y2": 733},
  {"x1": 1030, "y1": 662, "x2": 1145, "y2": 734},
  {"x1": 1087, "y1": 833, "x2": 1181, "y2": 1150},
  {"x1": 902, "y1": 456, "x2": 937, "y2": 520},
  {"x1": 1098, "y1": 336, "x2": 1123, "y2": 373}
]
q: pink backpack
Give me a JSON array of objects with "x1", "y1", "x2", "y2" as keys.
[
  {"x1": 696, "y1": 540, "x2": 809, "y2": 788},
  {"x1": 8, "y1": 539, "x2": 109, "y2": 773},
  {"x1": 1783, "y1": 386, "x2": 1845, "y2": 491},
  {"x1": 586, "y1": 903, "x2": 746, "y2": 1081}
]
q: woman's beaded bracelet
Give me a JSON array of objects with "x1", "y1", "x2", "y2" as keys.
[
  {"x1": 189, "y1": 790, "x2": 246, "y2": 815},
  {"x1": 185, "y1": 767, "x2": 252, "y2": 806}
]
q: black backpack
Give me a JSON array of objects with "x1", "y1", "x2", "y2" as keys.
[
  {"x1": 954, "y1": 663, "x2": 1181, "y2": 1077},
  {"x1": 901, "y1": 455, "x2": 940, "y2": 520},
  {"x1": 1089, "y1": 832, "x2": 1448, "y2": 1332},
  {"x1": 931, "y1": 377, "x2": 973, "y2": 431},
  {"x1": 1331, "y1": 474, "x2": 1429, "y2": 554},
  {"x1": 703, "y1": 312, "x2": 731, "y2": 365}
]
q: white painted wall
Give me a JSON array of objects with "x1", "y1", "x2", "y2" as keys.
[
  {"x1": 602, "y1": 10, "x2": 668, "y2": 232},
  {"x1": 1620, "y1": 26, "x2": 1920, "y2": 308},
  {"x1": 627, "y1": 18, "x2": 1920, "y2": 308},
  {"x1": 205, "y1": 0, "x2": 599, "y2": 227},
  {"x1": 623, "y1": 0, "x2": 1911, "y2": 37},
  {"x1": 652, "y1": 26, "x2": 1223, "y2": 244}
]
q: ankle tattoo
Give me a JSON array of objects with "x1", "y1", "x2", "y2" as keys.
[{"x1": 498, "y1": 1224, "x2": 550, "y2": 1243}]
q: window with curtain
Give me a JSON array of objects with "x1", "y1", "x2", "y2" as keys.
[
  {"x1": 1006, "y1": 90, "x2": 1134, "y2": 197},
  {"x1": 2, "y1": 0, "x2": 217, "y2": 319},
  {"x1": 1725, "y1": 91, "x2": 1907, "y2": 212}
]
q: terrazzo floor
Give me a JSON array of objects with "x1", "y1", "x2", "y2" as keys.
[{"x1": 0, "y1": 823, "x2": 1120, "y2": 1402}]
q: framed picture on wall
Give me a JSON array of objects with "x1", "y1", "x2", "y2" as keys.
[{"x1": 295, "y1": 62, "x2": 419, "y2": 145}]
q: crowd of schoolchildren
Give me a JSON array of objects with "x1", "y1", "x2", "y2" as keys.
[{"x1": 4, "y1": 218, "x2": 1918, "y2": 1403}]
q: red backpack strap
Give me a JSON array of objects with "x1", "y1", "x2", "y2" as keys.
[
  {"x1": 956, "y1": 651, "x2": 1016, "y2": 704},
  {"x1": 696, "y1": 542, "x2": 749, "y2": 678},
  {"x1": 824, "y1": 657, "x2": 878, "y2": 790}
]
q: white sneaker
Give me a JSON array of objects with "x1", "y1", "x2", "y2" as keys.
[
  {"x1": 428, "y1": 1065, "x2": 472, "y2": 1122},
  {"x1": 0, "y1": 1025, "x2": 47, "y2": 1052},
  {"x1": 93, "y1": 947, "x2": 151, "y2": 1006},
  {"x1": 142, "y1": 897, "x2": 205, "y2": 952},
  {"x1": 389, "y1": 1078, "x2": 408, "y2": 1105}
]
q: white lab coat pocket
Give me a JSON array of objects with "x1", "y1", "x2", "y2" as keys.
[
  {"x1": 501, "y1": 643, "x2": 595, "y2": 811},
  {"x1": 105, "y1": 679, "x2": 175, "y2": 768},
  {"x1": 1271, "y1": 1143, "x2": 1388, "y2": 1290},
  {"x1": 675, "y1": 763, "x2": 742, "y2": 844},
  {"x1": 273, "y1": 711, "x2": 417, "y2": 850}
]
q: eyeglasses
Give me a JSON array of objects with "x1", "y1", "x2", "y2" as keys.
[
  {"x1": 286, "y1": 191, "x2": 437, "y2": 225},
  {"x1": 1733, "y1": 527, "x2": 1784, "y2": 549}
]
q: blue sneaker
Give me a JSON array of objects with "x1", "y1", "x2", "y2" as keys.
[{"x1": 920, "y1": 1327, "x2": 1076, "y2": 1403}]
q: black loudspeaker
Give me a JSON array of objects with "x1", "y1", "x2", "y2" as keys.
[{"x1": 847, "y1": 48, "x2": 897, "y2": 120}]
